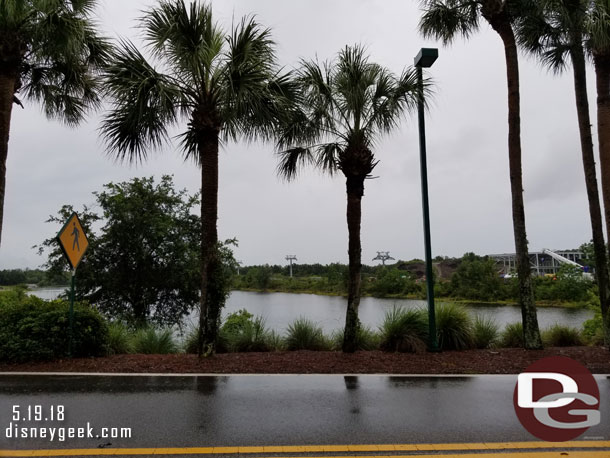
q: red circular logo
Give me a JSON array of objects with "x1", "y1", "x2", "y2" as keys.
[{"x1": 513, "y1": 356, "x2": 600, "y2": 442}]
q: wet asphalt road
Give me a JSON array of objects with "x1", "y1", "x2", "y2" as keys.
[{"x1": 0, "y1": 375, "x2": 608, "y2": 450}]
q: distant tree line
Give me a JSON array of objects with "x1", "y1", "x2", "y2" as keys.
[
  {"x1": 234, "y1": 251, "x2": 596, "y2": 305},
  {"x1": 0, "y1": 268, "x2": 67, "y2": 287}
]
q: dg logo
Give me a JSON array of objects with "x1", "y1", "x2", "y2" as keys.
[{"x1": 513, "y1": 356, "x2": 601, "y2": 442}]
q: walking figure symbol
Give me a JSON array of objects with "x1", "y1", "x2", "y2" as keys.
[{"x1": 71, "y1": 222, "x2": 80, "y2": 251}]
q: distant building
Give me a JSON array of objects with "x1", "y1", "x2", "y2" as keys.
[{"x1": 489, "y1": 250, "x2": 587, "y2": 277}]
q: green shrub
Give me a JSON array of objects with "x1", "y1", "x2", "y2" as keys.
[
  {"x1": 435, "y1": 303, "x2": 474, "y2": 350},
  {"x1": 284, "y1": 318, "x2": 330, "y2": 351},
  {"x1": 582, "y1": 312, "x2": 605, "y2": 346},
  {"x1": 500, "y1": 322, "x2": 524, "y2": 348},
  {"x1": 542, "y1": 324, "x2": 583, "y2": 347},
  {"x1": 331, "y1": 326, "x2": 380, "y2": 351},
  {"x1": 0, "y1": 296, "x2": 108, "y2": 362},
  {"x1": 107, "y1": 322, "x2": 132, "y2": 355},
  {"x1": 226, "y1": 316, "x2": 273, "y2": 352},
  {"x1": 473, "y1": 315, "x2": 499, "y2": 349},
  {"x1": 379, "y1": 306, "x2": 428, "y2": 353},
  {"x1": 221, "y1": 309, "x2": 254, "y2": 335},
  {"x1": 131, "y1": 327, "x2": 178, "y2": 354},
  {"x1": 0, "y1": 288, "x2": 27, "y2": 307}
]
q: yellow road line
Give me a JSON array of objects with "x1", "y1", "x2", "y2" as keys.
[
  {"x1": 2, "y1": 452, "x2": 610, "y2": 457},
  {"x1": 1, "y1": 442, "x2": 609, "y2": 457}
]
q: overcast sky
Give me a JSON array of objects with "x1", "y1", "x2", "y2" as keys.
[{"x1": 0, "y1": 0, "x2": 601, "y2": 269}]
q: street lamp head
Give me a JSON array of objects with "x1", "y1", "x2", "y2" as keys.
[{"x1": 414, "y1": 48, "x2": 438, "y2": 68}]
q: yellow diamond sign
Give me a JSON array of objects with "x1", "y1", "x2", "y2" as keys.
[{"x1": 57, "y1": 212, "x2": 89, "y2": 269}]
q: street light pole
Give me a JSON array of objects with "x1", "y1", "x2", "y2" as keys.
[{"x1": 414, "y1": 48, "x2": 439, "y2": 352}]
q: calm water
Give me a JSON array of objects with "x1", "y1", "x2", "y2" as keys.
[{"x1": 31, "y1": 288, "x2": 595, "y2": 333}]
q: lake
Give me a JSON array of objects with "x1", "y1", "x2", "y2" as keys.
[{"x1": 30, "y1": 288, "x2": 595, "y2": 334}]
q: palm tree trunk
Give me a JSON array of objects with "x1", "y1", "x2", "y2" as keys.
[
  {"x1": 197, "y1": 130, "x2": 219, "y2": 357},
  {"x1": 0, "y1": 73, "x2": 17, "y2": 249},
  {"x1": 488, "y1": 14, "x2": 542, "y2": 349},
  {"x1": 594, "y1": 52, "x2": 610, "y2": 347},
  {"x1": 342, "y1": 176, "x2": 363, "y2": 353},
  {"x1": 571, "y1": 43, "x2": 609, "y2": 348}
]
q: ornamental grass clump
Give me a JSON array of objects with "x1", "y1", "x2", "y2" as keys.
[
  {"x1": 473, "y1": 315, "x2": 499, "y2": 349},
  {"x1": 435, "y1": 303, "x2": 474, "y2": 351},
  {"x1": 331, "y1": 326, "x2": 380, "y2": 351},
  {"x1": 107, "y1": 321, "x2": 132, "y2": 355},
  {"x1": 284, "y1": 318, "x2": 330, "y2": 351},
  {"x1": 131, "y1": 327, "x2": 178, "y2": 354},
  {"x1": 379, "y1": 306, "x2": 428, "y2": 353},
  {"x1": 541, "y1": 324, "x2": 583, "y2": 347},
  {"x1": 500, "y1": 322, "x2": 524, "y2": 348},
  {"x1": 226, "y1": 316, "x2": 274, "y2": 352}
]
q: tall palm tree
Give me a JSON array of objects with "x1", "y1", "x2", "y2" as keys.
[
  {"x1": 276, "y1": 45, "x2": 420, "y2": 352},
  {"x1": 516, "y1": 0, "x2": 610, "y2": 345},
  {"x1": 588, "y1": 0, "x2": 610, "y2": 345},
  {"x1": 419, "y1": 0, "x2": 543, "y2": 349},
  {"x1": 0, "y1": 0, "x2": 108, "y2": 248},
  {"x1": 101, "y1": 0, "x2": 292, "y2": 356}
]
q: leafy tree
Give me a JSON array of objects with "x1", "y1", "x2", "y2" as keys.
[
  {"x1": 0, "y1": 0, "x2": 109, "y2": 247},
  {"x1": 419, "y1": 0, "x2": 543, "y2": 349},
  {"x1": 368, "y1": 268, "x2": 416, "y2": 297},
  {"x1": 37, "y1": 176, "x2": 207, "y2": 328},
  {"x1": 516, "y1": 0, "x2": 609, "y2": 345},
  {"x1": 276, "y1": 45, "x2": 420, "y2": 352},
  {"x1": 450, "y1": 253, "x2": 502, "y2": 301},
  {"x1": 101, "y1": 0, "x2": 292, "y2": 356}
]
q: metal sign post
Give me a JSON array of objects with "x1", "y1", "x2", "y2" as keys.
[{"x1": 56, "y1": 212, "x2": 89, "y2": 358}]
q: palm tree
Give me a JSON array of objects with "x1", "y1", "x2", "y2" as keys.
[
  {"x1": 516, "y1": 0, "x2": 610, "y2": 345},
  {"x1": 276, "y1": 45, "x2": 420, "y2": 352},
  {"x1": 0, "y1": 0, "x2": 108, "y2": 248},
  {"x1": 101, "y1": 0, "x2": 292, "y2": 356},
  {"x1": 588, "y1": 0, "x2": 610, "y2": 346},
  {"x1": 419, "y1": 0, "x2": 543, "y2": 349}
]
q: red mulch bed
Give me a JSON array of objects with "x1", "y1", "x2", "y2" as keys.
[{"x1": 0, "y1": 347, "x2": 608, "y2": 374}]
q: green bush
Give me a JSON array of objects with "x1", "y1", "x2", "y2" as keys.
[
  {"x1": 131, "y1": 327, "x2": 178, "y2": 354},
  {"x1": 435, "y1": 303, "x2": 474, "y2": 350},
  {"x1": 542, "y1": 324, "x2": 583, "y2": 347},
  {"x1": 226, "y1": 316, "x2": 273, "y2": 352},
  {"x1": 284, "y1": 318, "x2": 330, "y2": 351},
  {"x1": 500, "y1": 322, "x2": 524, "y2": 348},
  {"x1": 379, "y1": 306, "x2": 428, "y2": 353},
  {"x1": 221, "y1": 309, "x2": 254, "y2": 335},
  {"x1": 0, "y1": 295, "x2": 108, "y2": 362},
  {"x1": 331, "y1": 326, "x2": 380, "y2": 351},
  {"x1": 107, "y1": 322, "x2": 132, "y2": 355},
  {"x1": 473, "y1": 315, "x2": 499, "y2": 349},
  {"x1": 0, "y1": 288, "x2": 27, "y2": 307},
  {"x1": 582, "y1": 312, "x2": 605, "y2": 345}
]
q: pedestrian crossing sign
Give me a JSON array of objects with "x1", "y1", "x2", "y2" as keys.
[{"x1": 57, "y1": 212, "x2": 89, "y2": 269}]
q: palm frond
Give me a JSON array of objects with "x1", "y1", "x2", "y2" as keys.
[
  {"x1": 100, "y1": 40, "x2": 182, "y2": 163},
  {"x1": 275, "y1": 44, "x2": 421, "y2": 180},
  {"x1": 9, "y1": 0, "x2": 110, "y2": 124},
  {"x1": 419, "y1": 0, "x2": 480, "y2": 44},
  {"x1": 315, "y1": 142, "x2": 342, "y2": 175},
  {"x1": 277, "y1": 147, "x2": 314, "y2": 180},
  {"x1": 220, "y1": 15, "x2": 279, "y2": 142},
  {"x1": 514, "y1": 0, "x2": 588, "y2": 73},
  {"x1": 587, "y1": 0, "x2": 610, "y2": 53},
  {"x1": 141, "y1": 0, "x2": 223, "y2": 89}
]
